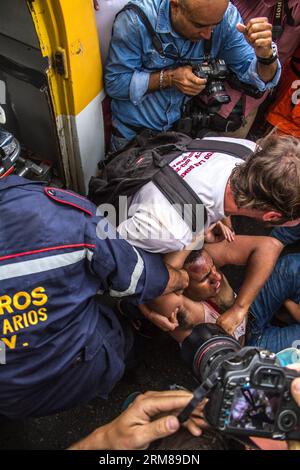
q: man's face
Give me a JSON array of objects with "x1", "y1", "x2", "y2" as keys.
[
  {"x1": 185, "y1": 250, "x2": 222, "y2": 301},
  {"x1": 170, "y1": 0, "x2": 229, "y2": 41}
]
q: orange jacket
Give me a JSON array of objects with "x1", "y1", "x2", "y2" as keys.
[{"x1": 267, "y1": 45, "x2": 300, "y2": 137}]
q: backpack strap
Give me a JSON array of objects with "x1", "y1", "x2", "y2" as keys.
[
  {"x1": 189, "y1": 139, "x2": 252, "y2": 160},
  {"x1": 153, "y1": 138, "x2": 251, "y2": 232},
  {"x1": 153, "y1": 166, "x2": 207, "y2": 233}
]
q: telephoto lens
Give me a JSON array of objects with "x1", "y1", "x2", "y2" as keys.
[{"x1": 181, "y1": 323, "x2": 241, "y2": 382}]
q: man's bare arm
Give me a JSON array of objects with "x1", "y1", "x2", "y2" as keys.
[
  {"x1": 205, "y1": 235, "x2": 284, "y2": 335},
  {"x1": 204, "y1": 235, "x2": 283, "y2": 269}
]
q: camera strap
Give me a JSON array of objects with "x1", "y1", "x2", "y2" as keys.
[
  {"x1": 177, "y1": 371, "x2": 219, "y2": 425},
  {"x1": 118, "y1": 3, "x2": 165, "y2": 56},
  {"x1": 271, "y1": 1, "x2": 295, "y2": 41},
  {"x1": 203, "y1": 38, "x2": 213, "y2": 60}
]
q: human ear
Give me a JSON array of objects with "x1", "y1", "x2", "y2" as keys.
[{"x1": 262, "y1": 211, "x2": 282, "y2": 222}]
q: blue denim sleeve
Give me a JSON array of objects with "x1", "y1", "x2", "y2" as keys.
[
  {"x1": 105, "y1": 11, "x2": 150, "y2": 105},
  {"x1": 271, "y1": 224, "x2": 300, "y2": 246},
  {"x1": 219, "y1": 3, "x2": 281, "y2": 92}
]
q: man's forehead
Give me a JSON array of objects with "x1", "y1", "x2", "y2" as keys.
[{"x1": 190, "y1": 250, "x2": 213, "y2": 277}]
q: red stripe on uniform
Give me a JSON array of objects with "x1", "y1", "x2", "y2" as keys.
[{"x1": 0, "y1": 244, "x2": 96, "y2": 262}]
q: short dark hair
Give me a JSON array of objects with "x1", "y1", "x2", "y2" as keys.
[
  {"x1": 184, "y1": 249, "x2": 204, "y2": 267},
  {"x1": 230, "y1": 135, "x2": 300, "y2": 223}
]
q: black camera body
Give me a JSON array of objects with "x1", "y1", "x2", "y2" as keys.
[
  {"x1": 205, "y1": 348, "x2": 300, "y2": 440},
  {"x1": 181, "y1": 324, "x2": 300, "y2": 440},
  {"x1": 192, "y1": 59, "x2": 231, "y2": 110}
]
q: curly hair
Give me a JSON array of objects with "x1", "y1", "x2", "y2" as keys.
[{"x1": 230, "y1": 135, "x2": 300, "y2": 224}]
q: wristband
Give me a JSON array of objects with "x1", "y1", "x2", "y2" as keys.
[
  {"x1": 256, "y1": 42, "x2": 278, "y2": 66},
  {"x1": 159, "y1": 69, "x2": 164, "y2": 89}
]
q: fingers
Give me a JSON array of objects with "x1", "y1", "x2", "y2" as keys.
[
  {"x1": 172, "y1": 66, "x2": 207, "y2": 96},
  {"x1": 217, "y1": 222, "x2": 235, "y2": 243},
  {"x1": 93, "y1": 0, "x2": 99, "y2": 10},
  {"x1": 184, "y1": 419, "x2": 203, "y2": 436},
  {"x1": 236, "y1": 23, "x2": 247, "y2": 34},
  {"x1": 246, "y1": 17, "x2": 272, "y2": 33},
  {"x1": 183, "y1": 398, "x2": 209, "y2": 437},
  {"x1": 225, "y1": 229, "x2": 235, "y2": 243},
  {"x1": 142, "y1": 390, "x2": 193, "y2": 400},
  {"x1": 237, "y1": 18, "x2": 272, "y2": 54},
  {"x1": 138, "y1": 391, "x2": 208, "y2": 440},
  {"x1": 137, "y1": 391, "x2": 193, "y2": 418},
  {"x1": 148, "y1": 312, "x2": 179, "y2": 331},
  {"x1": 134, "y1": 415, "x2": 180, "y2": 448},
  {"x1": 140, "y1": 304, "x2": 179, "y2": 332},
  {"x1": 291, "y1": 378, "x2": 300, "y2": 407},
  {"x1": 287, "y1": 364, "x2": 300, "y2": 407},
  {"x1": 287, "y1": 363, "x2": 300, "y2": 372},
  {"x1": 216, "y1": 316, "x2": 235, "y2": 335}
]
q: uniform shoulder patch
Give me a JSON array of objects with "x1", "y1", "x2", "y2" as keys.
[{"x1": 44, "y1": 187, "x2": 94, "y2": 216}]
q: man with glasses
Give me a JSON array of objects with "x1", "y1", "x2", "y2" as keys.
[{"x1": 105, "y1": 0, "x2": 281, "y2": 151}]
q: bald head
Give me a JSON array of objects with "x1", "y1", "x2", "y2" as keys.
[
  {"x1": 170, "y1": 0, "x2": 229, "y2": 41},
  {"x1": 180, "y1": 0, "x2": 229, "y2": 22}
]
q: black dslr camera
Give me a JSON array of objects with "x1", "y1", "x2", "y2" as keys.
[
  {"x1": 192, "y1": 59, "x2": 231, "y2": 111},
  {"x1": 179, "y1": 324, "x2": 300, "y2": 440}
]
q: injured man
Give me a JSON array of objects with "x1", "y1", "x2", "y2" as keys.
[{"x1": 140, "y1": 235, "x2": 300, "y2": 353}]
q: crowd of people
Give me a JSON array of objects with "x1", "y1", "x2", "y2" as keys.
[{"x1": 0, "y1": 0, "x2": 300, "y2": 451}]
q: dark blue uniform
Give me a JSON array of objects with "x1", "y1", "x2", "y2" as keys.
[{"x1": 0, "y1": 176, "x2": 169, "y2": 418}]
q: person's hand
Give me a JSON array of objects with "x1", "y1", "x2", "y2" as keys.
[
  {"x1": 216, "y1": 221, "x2": 235, "y2": 243},
  {"x1": 216, "y1": 305, "x2": 247, "y2": 336},
  {"x1": 168, "y1": 66, "x2": 207, "y2": 96},
  {"x1": 73, "y1": 390, "x2": 206, "y2": 450},
  {"x1": 286, "y1": 364, "x2": 300, "y2": 450},
  {"x1": 204, "y1": 221, "x2": 235, "y2": 244},
  {"x1": 237, "y1": 18, "x2": 273, "y2": 60},
  {"x1": 139, "y1": 303, "x2": 179, "y2": 332},
  {"x1": 93, "y1": 0, "x2": 99, "y2": 10}
]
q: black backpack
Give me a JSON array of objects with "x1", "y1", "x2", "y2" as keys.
[{"x1": 88, "y1": 131, "x2": 251, "y2": 232}]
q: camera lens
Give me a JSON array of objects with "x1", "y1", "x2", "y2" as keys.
[
  {"x1": 278, "y1": 410, "x2": 298, "y2": 432},
  {"x1": 181, "y1": 323, "x2": 240, "y2": 382},
  {"x1": 207, "y1": 82, "x2": 231, "y2": 111}
]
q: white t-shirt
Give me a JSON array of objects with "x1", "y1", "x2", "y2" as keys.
[{"x1": 118, "y1": 137, "x2": 256, "y2": 253}]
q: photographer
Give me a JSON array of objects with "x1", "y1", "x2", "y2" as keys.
[
  {"x1": 69, "y1": 367, "x2": 300, "y2": 450},
  {"x1": 105, "y1": 0, "x2": 281, "y2": 151}
]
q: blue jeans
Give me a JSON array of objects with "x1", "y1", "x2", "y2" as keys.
[{"x1": 248, "y1": 254, "x2": 300, "y2": 353}]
